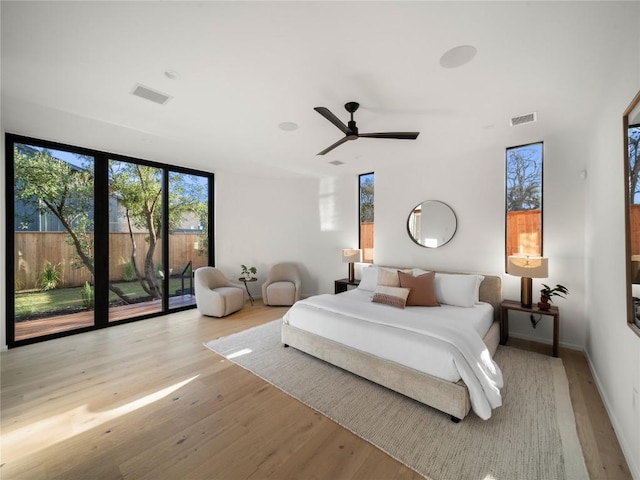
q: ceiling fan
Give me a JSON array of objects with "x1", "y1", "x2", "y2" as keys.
[{"x1": 313, "y1": 101, "x2": 420, "y2": 155}]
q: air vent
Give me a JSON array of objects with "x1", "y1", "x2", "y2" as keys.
[
  {"x1": 510, "y1": 112, "x2": 537, "y2": 127},
  {"x1": 329, "y1": 160, "x2": 344, "y2": 166},
  {"x1": 131, "y1": 84, "x2": 172, "y2": 105}
]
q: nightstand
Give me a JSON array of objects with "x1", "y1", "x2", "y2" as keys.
[
  {"x1": 334, "y1": 278, "x2": 360, "y2": 294},
  {"x1": 500, "y1": 300, "x2": 560, "y2": 357}
]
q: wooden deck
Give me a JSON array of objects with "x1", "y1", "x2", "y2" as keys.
[{"x1": 14, "y1": 295, "x2": 196, "y2": 341}]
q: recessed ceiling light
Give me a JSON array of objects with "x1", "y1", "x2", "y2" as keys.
[
  {"x1": 278, "y1": 122, "x2": 299, "y2": 131},
  {"x1": 439, "y1": 45, "x2": 477, "y2": 69},
  {"x1": 164, "y1": 70, "x2": 180, "y2": 80}
]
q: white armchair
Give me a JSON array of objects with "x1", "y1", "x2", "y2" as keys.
[
  {"x1": 194, "y1": 267, "x2": 245, "y2": 317},
  {"x1": 261, "y1": 262, "x2": 301, "y2": 306}
]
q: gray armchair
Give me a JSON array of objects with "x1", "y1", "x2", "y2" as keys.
[
  {"x1": 262, "y1": 262, "x2": 301, "y2": 306},
  {"x1": 194, "y1": 267, "x2": 245, "y2": 317}
]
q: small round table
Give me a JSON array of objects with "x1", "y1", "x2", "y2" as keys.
[{"x1": 239, "y1": 277, "x2": 257, "y2": 305}]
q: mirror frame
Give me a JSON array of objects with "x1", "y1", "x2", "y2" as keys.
[
  {"x1": 407, "y1": 200, "x2": 457, "y2": 248},
  {"x1": 624, "y1": 90, "x2": 640, "y2": 335}
]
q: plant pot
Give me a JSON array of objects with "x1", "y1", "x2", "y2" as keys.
[{"x1": 538, "y1": 299, "x2": 551, "y2": 311}]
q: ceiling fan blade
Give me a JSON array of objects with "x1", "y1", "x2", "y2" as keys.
[
  {"x1": 314, "y1": 107, "x2": 350, "y2": 134},
  {"x1": 317, "y1": 136, "x2": 352, "y2": 155},
  {"x1": 358, "y1": 132, "x2": 420, "y2": 140}
]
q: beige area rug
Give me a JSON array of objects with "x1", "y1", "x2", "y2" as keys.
[{"x1": 204, "y1": 320, "x2": 588, "y2": 480}]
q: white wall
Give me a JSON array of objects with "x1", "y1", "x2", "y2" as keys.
[
  {"x1": 586, "y1": 79, "x2": 640, "y2": 478},
  {"x1": 213, "y1": 171, "x2": 359, "y2": 300},
  {"x1": 373, "y1": 136, "x2": 588, "y2": 349}
]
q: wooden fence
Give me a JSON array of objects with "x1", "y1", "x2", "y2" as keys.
[
  {"x1": 14, "y1": 232, "x2": 208, "y2": 291},
  {"x1": 631, "y1": 205, "x2": 640, "y2": 256},
  {"x1": 506, "y1": 210, "x2": 542, "y2": 256},
  {"x1": 360, "y1": 222, "x2": 374, "y2": 263}
]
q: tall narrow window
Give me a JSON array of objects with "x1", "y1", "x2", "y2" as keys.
[
  {"x1": 627, "y1": 123, "x2": 640, "y2": 287},
  {"x1": 505, "y1": 142, "x2": 543, "y2": 265},
  {"x1": 359, "y1": 172, "x2": 374, "y2": 263}
]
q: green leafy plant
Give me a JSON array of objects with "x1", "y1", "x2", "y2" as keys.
[
  {"x1": 81, "y1": 282, "x2": 94, "y2": 309},
  {"x1": 39, "y1": 261, "x2": 62, "y2": 291},
  {"x1": 122, "y1": 259, "x2": 136, "y2": 282},
  {"x1": 540, "y1": 284, "x2": 569, "y2": 303},
  {"x1": 240, "y1": 264, "x2": 257, "y2": 278}
]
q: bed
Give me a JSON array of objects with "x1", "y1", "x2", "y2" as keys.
[{"x1": 281, "y1": 266, "x2": 503, "y2": 421}]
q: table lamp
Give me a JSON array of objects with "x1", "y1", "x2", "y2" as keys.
[
  {"x1": 507, "y1": 255, "x2": 549, "y2": 308},
  {"x1": 342, "y1": 249, "x2": 362, "y2": 283}
]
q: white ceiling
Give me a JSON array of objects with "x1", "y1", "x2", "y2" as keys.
[{"x1": 1, "y1": 1, "x2": 638, "y2": 178}]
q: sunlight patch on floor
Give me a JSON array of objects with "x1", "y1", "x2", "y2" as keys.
[
  {"x1": 226, "y1": 348, "x2": 252, "y2": 359},
  {"x1": 2, "y1": 375, "x2": 198, "y2": 462}
]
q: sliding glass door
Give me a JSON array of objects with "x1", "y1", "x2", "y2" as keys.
[
  {"x1": 7, "y1": 134, "x2": 214, "y2": 347},
  {"x1": 108, "y1": 160, "x2": 165, "y2": 321},
  {"x1": 12, "y1": 143, "x2": 96, "y2": 341},
  {"x1": 167, "y1": 172, "x2": 210, "y2": 309}
]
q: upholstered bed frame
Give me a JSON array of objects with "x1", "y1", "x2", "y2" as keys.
[{"x1": 281, "y1": 268, "x2": 502, "y2": 421}]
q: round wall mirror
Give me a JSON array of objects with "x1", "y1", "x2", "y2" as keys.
[{"x1": 407, "y1": 200, "x2": 457, "y2": 248}]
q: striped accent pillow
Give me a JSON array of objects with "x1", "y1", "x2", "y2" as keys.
[{"x1": 372, "y1": 285, "x2": 411, "y2": 309}]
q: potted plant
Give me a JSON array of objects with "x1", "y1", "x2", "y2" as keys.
[
  {"x1": 241, "y1": 264, "x2": 257, "y2": 280},
  {"x1": 538, "y1": 283, "x2": 569, "y2": 311}
]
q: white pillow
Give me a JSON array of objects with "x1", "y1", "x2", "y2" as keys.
[
  {"x1": 434, "y1": 273, "x2": 484, "y2": 307},
  {"x1": 377, "y1": 267, "x2": 402, "y2": 287},
  {"x1": 357, "y1": 266, "x2": 379, "y2": 291}
]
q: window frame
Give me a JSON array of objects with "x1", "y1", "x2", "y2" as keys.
[
  {"x1": 358, "y1": 172, "x2": 374, "y2": 264},
  {"x1": 5, "y1": 133, "x2": 214, "y2": 348},
  {"x1": 505, "y1": 141, "x2": 544, "y2": 270}
]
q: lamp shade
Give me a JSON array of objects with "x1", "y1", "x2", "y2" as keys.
[
  {"x1": 507, "y1": 256, "x2": 549, "y2": 278},
  {"x1": 342, "y1": 249, "x2": 362, "y2": 263}
]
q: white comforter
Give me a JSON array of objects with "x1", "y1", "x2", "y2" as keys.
[{"x1": 284, "y1": 293, "x2": 503, "y2": 419}]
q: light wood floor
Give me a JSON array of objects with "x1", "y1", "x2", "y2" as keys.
[{"x1": 1, "y1": 302, "x2": 631, "y2": 479}]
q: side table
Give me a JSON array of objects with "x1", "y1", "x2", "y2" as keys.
[
  {"x1": 239, "y1": 277, "x2": 257, "y2": 306},
  {"x1": 500, "y1": 300, "x2": 560, "y2": 357},
  {"x1": 334, "y1": 278, "x2": 360, "y2": 294}
]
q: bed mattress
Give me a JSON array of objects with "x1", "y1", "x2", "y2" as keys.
[{"x1": 283, "y1": 288, "x2": 494, "y2": 383}]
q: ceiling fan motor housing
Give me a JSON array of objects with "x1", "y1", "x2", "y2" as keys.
[{"x1": 344, "y1": 101, "x2": 360, "y2": 113}]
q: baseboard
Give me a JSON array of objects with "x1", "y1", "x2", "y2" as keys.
[
  {"x1": 583, "y1": 349, "x2": 640, "y2": 480},
  {"x1": 508, "y1": 332, "x2": 583, "y2": 352}
]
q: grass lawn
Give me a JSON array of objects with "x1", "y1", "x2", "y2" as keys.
[{"x1": 15, "y1": 278, "x2": 190, "y2": 320}]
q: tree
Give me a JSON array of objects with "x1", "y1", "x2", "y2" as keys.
[
  {"x1": 108, "y1": 162, "x2": 208, "y2": 300},
  {"x1": 14, "y1": 148, "x2": 208, "y2": 304},
  {"x1": 506, "y1": 147, "x2": 542, "y2": 211},
  {"x1": 14, "y1": 149, "x2": 133, "y2": 302},
  {"x1": 360, "y1": 174, "x2": 374, "y2": 222}
]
